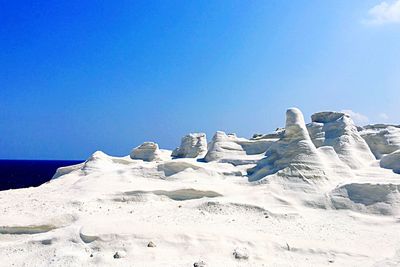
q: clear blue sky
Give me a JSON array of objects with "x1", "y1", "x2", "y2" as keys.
[{"x1": 1, "y1": 0, "x2": 400, "y2": 159}]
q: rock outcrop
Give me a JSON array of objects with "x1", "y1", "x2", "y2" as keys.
[
  {"x1": 204, "y1": 131, "x2": 274, "y2": 164},
  {"x1": 157, "y1": 161, "x2": 202, "y2": 176},
  {"x1": 53, "y1": 151, "x2": 135, "y2": 179},
  {"x1": 249, "y1": 108, "x2": 325, "y2": 181},
  {"x1": 236, "y1": 138, "x2": 277, "y2": 155},
  {"x1": 81, "y1": 151, "x2": 116, "y2": 172},
  {"x1": 130, "y1": 142, "x2": 161, "y2": 162},
  {"x1": 359, "y1": 124, "x2": 400, "y2": 159},
  {"x1": 204, "y1": 131, "x2": 246, "y2": 162},
  {"x1": 380, "y1": 149, "x2": 400, "y2": 174},
  {"x1": 172, "y1": 133, "x2": 207, "y2": 158},
  {"x1": 307, "y1": 111, "x2": 375, "y2": 169},
  {"x1": 52, "y1": 162, "x2": 85, "y2": 179},
  {"x1": 330, "y1": 183, "x2": 400, "y2": 215},
  {"x1": 251, "y1": 128, "x2": 284, "y2": 140}
]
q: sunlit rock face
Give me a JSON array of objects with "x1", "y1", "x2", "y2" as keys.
[
  {"x1": 380, "y1": 149, "x2": 400, "y2": 174},
  {"x1": 53, "y1": 151, "x2": 120, "y2": 178},
  {"x1": 171, "y1": 133, "x2": 207, "y2": 158},
  {"x1": 330, "y1": 183, "x2": 400, "y2": 215},
  {"x1": 249, "y1": 108, "x2": 325, "y2": 181},
  {"x1": 235, "y1": 138, "x2": 276, "y2": 156},
  {"x1": 203, "y1": 131, "x2": 274, "y2": 165},
  {"x1": 81, "y1": 151, "x2": 115, "y2": 171},
  {"x1": 204, "y1": 131, "x2": 246, "y2": 162},
  {"x1": 359, "y1": 124, "x2": 400, "y2": 159},
  {"x1": 307, "y1": 111, "x2": 375, "y2": 169},
  {"x1": 130, "y1": 142, "x2": 161, "y2": 162},
  {"x1": 251, "y1": 128, "x2": 284, "y2": 141}
]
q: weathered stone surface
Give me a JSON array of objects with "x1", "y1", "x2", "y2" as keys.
[
  {"x1": 307, "y1": 111, "x2": 375, "y2": 169},
  {"x1": 130, "y1": 142, "x2": 161, "y2": 162},
  {"x1": 359, "y1": 124, "x2": 400, "y2": 159},
  {"x1": 249, "y1": 108, "x2": 325, "y2": 181},
  {"x1": 172, "y1": 133, "x2": 207, "y2": 158},
  {"x1": 380, "y1": 149, "x2": 400, "y2": 174}
]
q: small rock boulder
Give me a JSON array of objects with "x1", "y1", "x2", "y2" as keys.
[
  {"x1": 233, "y1": 247, "x2": 249, "y2": 260},
  {"x1": 193, "y1": 260, "x2": 207, "y2": 267},
  {"x1": 147, "y1": 241, "x2": 156, "y2": 247},
  {"x1": 130, "y1": 142, "x2": 161, "y2": 162},
  {"x1": 113, "y1": 251, "x2": 126, "y2": 259}
]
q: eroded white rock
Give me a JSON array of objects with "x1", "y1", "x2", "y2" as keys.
[
  {"x1": 249, "y1": 108, "x2": 325, "y2": 181},
  {"x1": 52, "y1": 162, "x2": 84, "y2": 179},
  {"x1": 76, "y1": 151, "x2": 116, "y2": 175},
  {"x1": 359, "y1": 124, "x2": 400, "y2": 159},
  {"x1": 380, "y1": 149, "x2": 400, "y2": 174},
  {"x1": 307, "y1": 111, "x2": 375, "y2": 169},
  {"x1": 236, "y1": 139, "x2": 276, "y2": 156},
  {"x1": 172, "y1": 133, "x2": 207, "y2": 158},
  {"x1": 53, "y1": 151, "x2": 135, "y2": 179},
  {"x1": 130, "y1": 142, "x2": 161, "y2": 162},
  {"x1": 330, "y1": 183, "x2": 400, "y2": 215},
  {"x1": 204, "y1": 131, "x2": 246, "y2": 162},
  {"x1": 204, "y1": 131, "x2": 274, "y2": 164},
  {"x1": 157, "y1": 161, "x2": 202, "y2": 176}
]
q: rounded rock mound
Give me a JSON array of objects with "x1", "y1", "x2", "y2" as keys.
[{"x1": 380, "y1": 150, "x2": 400, "y2": 174}]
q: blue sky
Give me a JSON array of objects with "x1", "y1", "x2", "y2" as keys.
[{"x1": 1, "y1": 0, "x2": 400, "y2": 159}]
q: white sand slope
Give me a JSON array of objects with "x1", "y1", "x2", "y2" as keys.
[{"x1": 1, "y1": 108, "x2": 400, "y2": 267}]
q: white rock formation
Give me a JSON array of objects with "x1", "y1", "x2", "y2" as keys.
[
  {"x1": 251, "y1": 128, "x2": 284, "y2": 140},
  {"x1": 157, "y1": 161, "x2": 202, "y2": 176},
  {"x1": 130, "y1": 142, "x2": 161, "y2": 162},
  {"x1": 359, "y1": 124, "x2": 400, "y2": 159},
  {"x1": 53, "y1": 151, "x2": 133, "y2": 179},
  {"x1": 171, "y1": 133, "x2": 207, "y2": 158},
  {"x1": 330, "y1": 183, "x2": 400, "y2": 215},
  {"x1": 1, "y1": 107, "x2": 400, "y2": 267},
  {"x1": 52, "y1": 162, "x2": 84, "y2": 179},
  {"x1": 82, "y1": 151, "x2": 115, "y2": 170},
  {"x1": 380, "y1": 149, "x2": 400, "y2": 174},
  {"x1": 236, "y1": 138, "x2": 276, "y2": 155},
  {"x1": 204, "y1": 131, "x2": 274, "y2": 164},
  {"x1": 307, "y1": 111, "x2": 375, "y2": 169},
  {"x1": 204, "y1": 131, "x2": 246, "y2": 162},
  {"x1": 249, "y1": 108, "x2": 325, "y2": 181}
]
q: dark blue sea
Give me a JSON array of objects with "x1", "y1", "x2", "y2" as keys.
[{"x1": 0, "y1": 160, "x2": 83, "y2": 191}]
